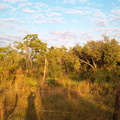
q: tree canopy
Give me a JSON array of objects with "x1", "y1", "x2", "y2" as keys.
[{"x1": 0, "y1": 34, "x2": 120, "y2": 82}]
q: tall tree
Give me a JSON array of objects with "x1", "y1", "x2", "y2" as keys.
[
  {"x1": 14, "y1": 34, "x2": 47, "y2": 70},
  {"x1": 81, "y1": 40, "x2": 103, "y2": 71},
  {"x1": 0, "y1": 46, "x2": 21, "y2": 80},
  {"x1": 101, "y1": 36, "x2": 120, "y2": 70}
]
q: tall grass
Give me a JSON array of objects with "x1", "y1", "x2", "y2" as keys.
[{"x1": 0, "y1": 75, "x2": 119, "y2": 120}]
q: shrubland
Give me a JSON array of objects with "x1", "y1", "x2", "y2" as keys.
[{"x1": 0, "y1": 34, "x2": 120, "y2": 120}]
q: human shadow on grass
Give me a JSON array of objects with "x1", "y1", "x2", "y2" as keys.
[{"x1": 25, "y1": 92, "x2": 38, "y2": 120}]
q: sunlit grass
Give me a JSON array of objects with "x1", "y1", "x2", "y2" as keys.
[{"x1": 0, "y1": 75, "x2": 118, "y2": 120}]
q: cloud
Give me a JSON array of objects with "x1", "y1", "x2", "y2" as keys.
[
  {"x1": 111, "y1": 9, "x2": 120, "y2": 15},
  {"x1": 110, "y1": 8, "x2": 120, "y2": 23},
  {"x1": 92, "y1": 10, "x2": 106, "y2": 18},
  {"x1": 47, "y1": 12, "x2": 62, "y2": 17},
  {"x1": 0, "y1": 3, "x2": 10, "y2": 11},
  {"x1": 49, "y1": 30, "x2": 95, "y2": 47},
  {"x1": 0, "y1": 40, "x2": 9, "y2": 46},
  {"x1": 72, "y1": 19, "x2": 80, "y2": 23},
  {"x1": 51, "y1": 17, "x2": 66, "y2": 23},
  {"x1": 92, "y1": 18, "x2": 108, "y2": 27},
  {"x1": 33, "y1": 14, "x2": 45, "y2": 19},
  {"x1": 35, "y1": 2, "x2": 48, "y2": 8},
  {"x1": 63, "y1": 8, "x2": 89, "y2": 15},
  {"x1": 110, "y1": 16, "x2": 120, "y2": 23},
  {"x1": 33, "y1": 21, "x2": 47, "y2": 24},
  {"x1": 94, "y1": 27, "x2": 120, "y2": 33},
  {"x1": 0, "y1": 34, "x2": 23, "y2": 46},
  {"x1": 3, "y1": 0, "x2": 26, "y2": 3},
  {"x1": 79, "y1": 33, "x2": 93, "y2": 41},
  {"x1": 18, "y1": 2, "x2": 32, "y2": 8},
  {"x1": 0, "y1": 18, "x2": 25, "y2": 33},
  {"x1": 33, "y1": 17, "x2": 66, "y2": 24},
  {"x1": 2, "y1": 18, "x2": 21, "y2": 23},
  {"x1": 50, "y1": 31, "x2": 78, "y2": 40},
  {"x1": 22, "y1": 7, "x2": 35, "y2": 13},
  {"x1": 17, "y1": 28, "x2": 32, "y2": 34},
  {"x1": 63, "y1": 0, "x2": 87, "y2": 4},
  {"x1": 93, "y1": 27, "x2": 120, "y2": 40}
]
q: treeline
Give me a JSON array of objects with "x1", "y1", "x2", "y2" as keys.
[
  {"x1": 1, "y1": 34, "x2": 120, "y2": 120},
  {"x1": 0, "y1": 34, "x2": 120, "y2": 83}
]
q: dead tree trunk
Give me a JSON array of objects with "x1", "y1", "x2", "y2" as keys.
[
  {"x1": 41, "y1": 55, "x2": 47, "y2": 97},
  {"x1": 113, "y1": 83, "x2": 120, "y2": 120}
]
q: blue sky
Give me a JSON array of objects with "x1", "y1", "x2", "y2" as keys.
[{"x1": 0, "y1": 0, "x2": 120, "y2": 47}]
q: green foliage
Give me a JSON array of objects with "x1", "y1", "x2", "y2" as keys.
[
  {"x1": 46, "y1": 79, "x2": 60, "y2": 86},
  {"x1": 1, "y1": 34, "x2": 120, "y2": 120},
  {"x1": 47, "y1": 47, "x2": 64, "y2": 78},
  {"x1": 101, "y1": 37, "x2": 120, "y2": 70},
  {"x1": 0, "y1": 46, "x2": 21, "y2": 81},
  {"x1": 1, "y1": 34, "x2": 120, "y2": 83}
]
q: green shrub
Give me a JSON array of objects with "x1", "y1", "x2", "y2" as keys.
[{"x1": 46, "y1": 79, "x2": 60, "y2": 86}]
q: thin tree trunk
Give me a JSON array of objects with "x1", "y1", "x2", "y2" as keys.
[
  {"x1": 41, "y1": 55, "x2": 47, "y2": 97},
  {"x1": 64, "y1": 60, "x2": 69, "y2": 74},
  {"x1": 91, "y1": 58, "x2": 97, "y2": 71},
  {"x1": 113, "y1": 83, "x2": 120, "y2": 120}
]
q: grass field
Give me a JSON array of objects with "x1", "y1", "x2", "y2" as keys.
[{"x1": 0, "y1": 76, "x2": 119, "y2": 120}]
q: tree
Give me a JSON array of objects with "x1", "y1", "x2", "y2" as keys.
[
  {"x1": 14, "y1": 34, "x2": 47, "y2": 70},
  {"x1": 81, "y1": 40, "x2": 103, "y2": 71},
  {"x1": 47, "y1": 47, "x2": 63, "y2": 78},
  {"x1": 0, "y1": 45, "x2": 21, "y2": 80},
  {"x1": 101, "y1": 36, "x2": 120, "y2": 70}
]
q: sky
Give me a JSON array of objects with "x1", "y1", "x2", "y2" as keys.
[{"x1": 0, "y1": 0, "x2": 120, "y2": 48}]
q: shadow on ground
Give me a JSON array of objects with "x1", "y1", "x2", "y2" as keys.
[{"x1": 25, "y1": 92, "x2": 38, "y2": 120}]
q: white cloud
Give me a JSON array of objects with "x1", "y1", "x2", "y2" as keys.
[
  {"x1": 35, "y1": 2, "x2": 48, "y2": 7},
  {"x1": 94, "y1": 27, "x2": 120, "y2": 33},
  {"x1": 92, "y1": 18, "x2": 108, "y2": 27},
  {"x1": 79, "y1": 33, "x2": 93, "y2": 41},
  {"x1": 111, "y1": 9, "x2": 120, "y2": 15},
  {"x1": 72, "y1": 19, "x2": 79, "y2": 23},
  {"x1": 92, "y1": 10, "x2": 106, "y2": 18},
  {"x1": 64, "y1": 8, "x2": 89, "y2": 15},
  {"x1": 22, "y1": 7, "x2": 35, "y2": 13},
  {"x1": 63, "y1": 0, "x2": 87, "y2": 4},
  {"x1": 9, "y1": 7, "x2": 16, "y2": 12},
  {"x1": 3, "y1": 0, "x2": 26, "y2": 3},
  {"x1": 33, "y1": 21, "x2": 47, "y2": 24},
  {"x1": 51, "y1": 17, "x2": 66, "y2": 23},
  {"x1": 1, "y1": 18, "x2": 22, "y2": 24},
  {"x1": 34, "y1": 17, "x2": 66, "y2": 24},
  {"x1": 33, "y1": 14, "x2": 45, "y2": 19},
  {"x1": 50, "y1": 31, "x2": 78, "y2": 40},
  {"x1": 110, "y1": 16, "x2": 120, "y2": 23},
  {"x1": 17, "y1": 29, "x2": 32, "y2": 34},
  {"x1": 18, "y1": 2, "x2": 32, "y2": 8},
  {"x1": 110, "y1": 8, "x2": 120, "y2": 23},
  {"x1": 47, "y1": 12, "x2": 62, "y2": 17},
  {"x1": 49, "y1": 30, "x2": 95, "y2": 47},
  {"x1": 93, "y1": 27, "x2": 120, "y2": 40},
  {"x1": 0, "y1": 34, "x2": 23, "y2": 47},
  {"x1": 0, "y1": 3, "x2": 10, "y2": 11}
]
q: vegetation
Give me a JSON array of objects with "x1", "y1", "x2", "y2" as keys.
[{"x1": 0, "y1": 34, "x2": 120, "y2": 120}]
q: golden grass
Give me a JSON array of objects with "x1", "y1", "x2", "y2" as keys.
[{"x1": 0, "y1": 76, "x2": 118, "y2": 120}]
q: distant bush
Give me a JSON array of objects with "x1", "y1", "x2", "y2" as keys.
[{"x1": 46, "y1": 79, "x2": 60, "y2": 86}]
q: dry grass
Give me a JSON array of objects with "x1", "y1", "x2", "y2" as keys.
[{"x1": 0, "y1": 76, "x2": 118, "y2": 120}]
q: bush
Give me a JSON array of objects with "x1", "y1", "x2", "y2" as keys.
[{"x1": 46, "y1": 79, "x2": 60, "y2": 86}]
